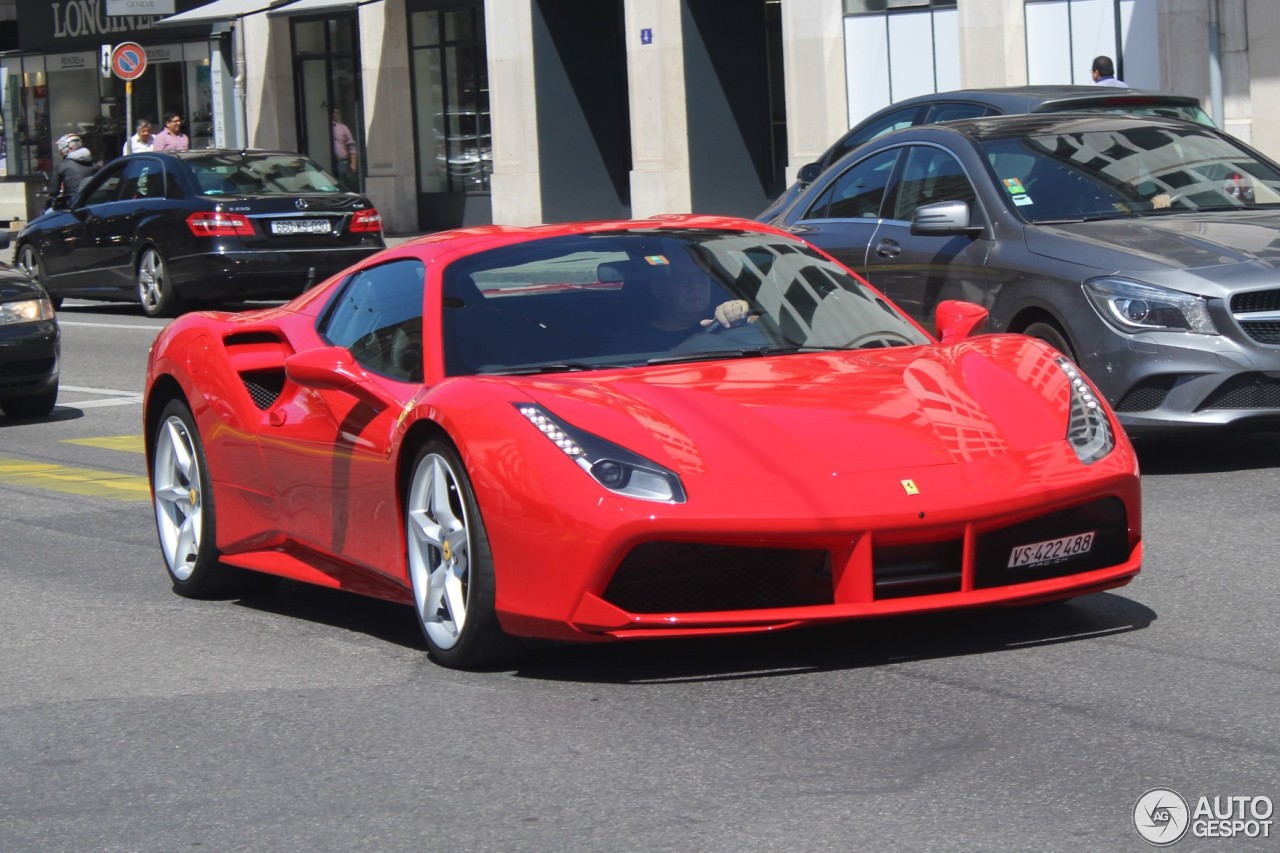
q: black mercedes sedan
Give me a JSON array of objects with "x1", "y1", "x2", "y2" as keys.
[
  {"x1": 12, "y1": 149, "x2": 385, "y2": 317},
  {"x1": 0, "y1": 265, "x2": 59, "y2": 419},
  {"x1": 768, "y1": 113, "x2": 1280, "y2": 436}
]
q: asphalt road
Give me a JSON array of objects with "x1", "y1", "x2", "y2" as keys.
[{"x1": 1, "y1": 302, "x2": 1277, "y2": 851}]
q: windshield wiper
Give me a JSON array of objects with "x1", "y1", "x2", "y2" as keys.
[
  {"x1": 646, "y1": 347, "x2": 780, "y2": 366},
  {"x1": 1032, "y1": 212, "x2": 1133, "y2": 225},
  {"x1": 478, "y1": 362, "x2": 598, "y2": 376}
]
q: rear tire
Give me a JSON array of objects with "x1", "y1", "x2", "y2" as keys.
[
  {"x1": 404, "y1": 439, "x2": 514, "y2": 669},
  {"x1": 137, "y1": 247, "x2": 186, "y2": 318},
  {"x1": 1023, "y1": 321, "x2": 1077, "y2": 362}
]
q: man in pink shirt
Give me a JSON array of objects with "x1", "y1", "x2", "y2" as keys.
[
  {"x1": 332, "y1": 108, "x2": 358, "y2": 187},
  {"x1": 153, "y1": 112, "x2": 190, "y2": 151}
]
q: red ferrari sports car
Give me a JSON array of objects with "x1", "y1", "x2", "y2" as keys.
[{"x1": 144, "y1": 215, "x2": 1142, "y2": 668}]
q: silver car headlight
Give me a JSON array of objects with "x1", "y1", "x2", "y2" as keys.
[
  {"x1": 0, "y1": 297, "x2": 55, "y2": 326},
  {"x1": 1083, "y1": 277, "x2": 1217, "y2": 334},
  {"x1": 516, "y1": 404, "x2": 687, "y2": 503},
  {"x1": 1057, "y1": 357, "x2": 1113, "y2": 464}
]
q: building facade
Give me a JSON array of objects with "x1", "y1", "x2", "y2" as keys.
[{"x1": 1, "y1": 0, "x2": 1275, "y2": 233}]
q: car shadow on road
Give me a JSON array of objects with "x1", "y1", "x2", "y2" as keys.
[
  {"x1": 230, "y1": 579, "x2": 1155, "y2": 683},
  {"x1": 0, "y1": 406, "x2": 83, "y2": 426},
  {"x1": 1135, "y1": 430, "x2": 1280, "y2": 475},
  {"x1": 511, "y1": 592, "x2": 1156, "y2": 684}
]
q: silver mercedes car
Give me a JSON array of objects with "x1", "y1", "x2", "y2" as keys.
[{"x1": 768, "y1": 113, "x2": 1280, "y2": 435}]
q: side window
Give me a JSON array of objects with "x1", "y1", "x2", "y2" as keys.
[
  {"x1": 837, "y1": 106, "x2": 922, "y2": 159},
  {"x1": 117, "y1": 158, "x2": 165, "y2": 200},
  {"x1": 924, "y1": 102, "x2": 992, "y2": 124},
  {"x1": 889, "y1": 146, "x2": 978, "y2": 222},
  {"x1": 807, "y1": 149, "x2": 900, "y2": 220},
  {"x1": 321, "y1": 259, "x2": 426, "y2": 382},
  {"x1": 80, "y1": 164, "x2": 128, "y2": 206},
  {"x1": 165, "y1": 163, "x2": 186, "y2": 199}
]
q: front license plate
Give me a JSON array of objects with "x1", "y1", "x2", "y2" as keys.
[
  {"x1": 1008, "y1": 531, "x2": 1095, "y2": 569},
  {"x1": 271, "y1": 218, "x2": 331, "y2": 235}
]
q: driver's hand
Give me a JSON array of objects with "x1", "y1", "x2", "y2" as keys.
[{"x1": 704, "y1": 299, "x2": 752, "y2": 328}]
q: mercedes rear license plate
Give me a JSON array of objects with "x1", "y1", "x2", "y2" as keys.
[
  {"x1": 1008, "y1": 531, "x2": 1095, "y2": 569},
  {"x1": 271, "y1": 218, "x2": 331, "y2": 235}
]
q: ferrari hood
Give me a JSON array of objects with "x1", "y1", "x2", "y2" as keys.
[
  {"x1": 512, "y1": 337, "x2": 1080, "y2": 485},
  {"x1": 1026, "y1": 209, "x2": 1280, "y2": 274}
]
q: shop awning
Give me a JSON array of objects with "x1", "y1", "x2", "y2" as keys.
[
  {"x1": 267, "y1": 0, "x2": 376, "y2": 17},
  {"x1": 154, "y1": 0, "x2": 294, "y2": 26}
]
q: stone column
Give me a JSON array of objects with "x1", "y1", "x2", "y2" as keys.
[
  {"x1": 956, "y1": 0, "x2": 1027, "y2": 88},
  {"x1": 624, "y1": 0, "x2": 692, "y2": 218},
  {"x1": 487, "y1": 0, "x2": 543, "y2": 225},
  {"x1": 780, "y1": 0, "x2": 847, "y2": 182}
]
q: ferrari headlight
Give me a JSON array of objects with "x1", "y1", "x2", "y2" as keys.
[
  {"x1": 1057, "y1": 357, "x2": 1113, "y2": 464},
  {"x1": 516, "y1": 404, "x2": 686, "y2": 503},
  {"x1": 0, "y1": 297, "x2": 55, "y2": 325},
  {"x1": 1083, "y1": 277, "x2": 1217, "y2": 334}
]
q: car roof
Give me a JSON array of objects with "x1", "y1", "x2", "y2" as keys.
[
  {"x1": 883, "y1": 85, "x2": 1203, "y2": 112},
  {"x1": 903, "y1": 111, "x2": 1219, "y2": 142}
]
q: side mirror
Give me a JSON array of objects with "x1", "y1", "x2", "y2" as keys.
[
  {"x1": 797, "y1": 161, "x2": 822, "y2": 185},
  {"x1": 911, "y1": 200, "x2": 984, "y2": 237},
  {"x1": 285, "y1": 346, "x2": 395, "y2": 409},
  {"x1": 50, "y1": 195, "x2": 72, "y2": 212},
  {"x1": 934, "y1": 300, "x2": 989, "y2": 344}
]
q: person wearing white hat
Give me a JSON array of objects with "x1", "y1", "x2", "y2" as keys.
[{"x1": 48, "y1": 134, "x2": 99, "y2": 201}]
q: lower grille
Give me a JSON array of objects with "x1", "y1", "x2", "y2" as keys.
[
  {"x1": 1197, "y1": 374, "x2": 1280, "y2": 410},
  {"x1": 1114, "y1": 375, "x2": 1177, "y2": 412},
  {"x1": 974, "y1": 497, "x2": 1129, "y2": 589},
  {"x1": 603, "y1": 542, "x2": 832, "y2": 614},
  {"x1": 0, "y1": 358, "x2": 56, "y2": 387},
  {"x1": 873, "y1": 540, "x2": 962, "y2": 599}
]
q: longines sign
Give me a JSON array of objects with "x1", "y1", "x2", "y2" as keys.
[{"x1": 19, "y1": 0, "x2": 206, "y2": 52}]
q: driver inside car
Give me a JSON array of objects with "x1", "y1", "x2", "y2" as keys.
[{"x1": 599, "y1": 255, "x2": 752, "y2": 355}]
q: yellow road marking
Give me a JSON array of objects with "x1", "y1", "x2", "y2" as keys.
[
  {"x1": 62, "y1": 435, "x2": 145, "y2": 453},
  {"x1": 0, "y1": 457, "x2": 150, "y2": 501}
]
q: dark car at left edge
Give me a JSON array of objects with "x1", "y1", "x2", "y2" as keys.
[
  {"x1": 12, "y1": 149, "x2": 386, "y2": 317},
  {"x1": 0, "y1": 263, "x2": 59, "y2": 419}
]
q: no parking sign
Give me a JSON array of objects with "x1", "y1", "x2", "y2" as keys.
[{"x1": 110, "y1": 42, "x2": 147, "y2": 80}]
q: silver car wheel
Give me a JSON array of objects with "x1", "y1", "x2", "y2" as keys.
[
  {"x1": 152, "y1": 413, "x2": 204, "y2": 581},
  {"x1": 137, "y1": 248, "x2": 166, "y2": 315},
  {"x1": 16, "y1": 244, "x2": 41, "y2": 281},
  {"x1": 406, "y1": 451, "x2": 471, "y2": 651}
]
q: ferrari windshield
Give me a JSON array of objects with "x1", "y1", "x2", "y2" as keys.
[
  {"x1": 982, "y1": 123, "x2": 1280, "y2": 223},
  {"x1": 441, "y1": 229, "x2": 928, "y2": 375},
  {"x1": 185, "y1": 152, "x2": 342, "y2": 195}
]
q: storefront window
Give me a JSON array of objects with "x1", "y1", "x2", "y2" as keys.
[
  {"x1": 410, "y1": 4, "x2": 490, "y2": 194},
  {"x1": 291, "y1": 13, "x2": 364, "y2": 191}
]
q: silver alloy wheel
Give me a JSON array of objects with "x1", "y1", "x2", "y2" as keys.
[
  {"x1": 137, "y1": 248, "x2": 166, "y2": 314},
  {"x1": 406, "y1": 452, "x2": 471, "y2": 651},
  {"x1": 152, "y1": 413, "x2": 204, "y2": 581},
  {"x1": 16, "y1": 244, "x2": 39, "y2": 281}
]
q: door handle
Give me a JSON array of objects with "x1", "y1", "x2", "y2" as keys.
[{"x1": 875, "y1": 239, "x2": 901, "y2": 259}]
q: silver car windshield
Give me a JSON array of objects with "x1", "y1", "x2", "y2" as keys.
[
  {"x1": 982, "y1": 124, "x2": 1280, "y2": 223},
  {"x1": 441, "y1": 229, "x2": 929, "y2": 375}
]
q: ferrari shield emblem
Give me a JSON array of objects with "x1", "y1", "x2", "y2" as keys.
[{"x1": 901, "y1": 479, "x2": 919, "y2": 495}]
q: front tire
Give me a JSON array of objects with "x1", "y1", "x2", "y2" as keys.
[
  {"x1": 1023, "y1": 321, "x2": 1077, "y2": 362},
  {"x1": 405, "y1": 440, "x2": 512, "y2": 669},
  {"x1": 137, "y1": 247, "x2": 185, "y2": 318},
  {"x1": 150, "y1": 399, "x2": 227, "y2": 597}
]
